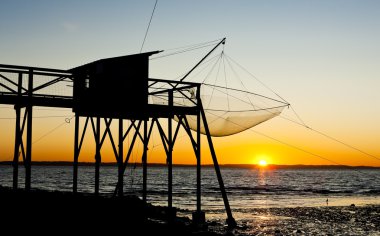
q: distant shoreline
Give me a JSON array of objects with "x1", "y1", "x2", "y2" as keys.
[{"x1": 0, "y1": 161, "x2": 379, "y2": 169}]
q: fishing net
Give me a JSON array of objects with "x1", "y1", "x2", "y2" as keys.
[
  {"x1": 149, "y1": 44, "x2": 289, "y2": 137},
  {"x1": 179, "y1": 84, "x2": 286, "y2": 137},
  {"x1": 150, "y1": 84, "x2": 287, "y2": 137}
]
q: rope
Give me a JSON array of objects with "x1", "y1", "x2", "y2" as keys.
[
  {"x1": 195, "y1": 51, "x2": 380, "y2": 164},
  {"x1": 33, "y1": 116, "x2": 74, "y2": 145},
  {"x1": 158, "y1": 38, "x2": 223, "y2": 52},
  {"x1": 0, "y1": 115, "x2": 73, "y2": 120},
  {"x1": 224, "y1": 53, "x2": 289, "y2": 104},
  {"x1": 221, "y1": 52, "x2": 231, "y2": 111},
  {"x1": 140, "y1": 0, "x2": 158, "y2": 53},
  {"x1": 202, "y1": 52, "x2": 380, "y2": 163},
  {"x1": 223, "y1": 54, "x2": 259, "y2": 110},
  {"x1": 185, "y1": 53, "x2": 220, "y2": 82},
  {"x1": 201, "y1": 54, "x2": 222, "y2": 84},
  {"x1": 150, "y1": 43, "x2": 217, "y2": 60},
  {"x1": 203, "y1": 109, "x2": 379, "y2": 180},
  {"x1": 308, "y1": 127, "x2": 380, "y2": 162},
  {"x1": 201, "y1": 83, "x2": 288, "y2": 105},
  {"x1": 207, "y1": 53, "x2": 224, "y2": 109}
]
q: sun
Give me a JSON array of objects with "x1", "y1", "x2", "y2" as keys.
[{"x1": 258, "y1": 160, "x2": 268, "y2": 167}]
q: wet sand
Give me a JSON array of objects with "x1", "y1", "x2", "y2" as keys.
[
  {"x1": 222, "y1": 205, "x2": 380, "y2": 235},
  {"x1": 1, "y1": 186, "x2": 379, "y2": 235}
]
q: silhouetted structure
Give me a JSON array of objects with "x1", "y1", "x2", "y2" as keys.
[
  {"x1": 71, "y1": 51, "x2": 160, "y2": 119},
  {"x1": 0, "y1": 42, "x2": 236, "y2": 227}
]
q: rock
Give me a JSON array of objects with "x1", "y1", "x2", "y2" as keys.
[{"x1": 223, "y1": 231, "x2": 234, "y2": 236}]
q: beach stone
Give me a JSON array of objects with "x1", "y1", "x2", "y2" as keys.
[{"x1": 223, "y1": 231, "x2": 234, "y2": 236}]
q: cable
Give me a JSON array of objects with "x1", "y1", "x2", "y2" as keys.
[
  {"x1": 224, "y1": 53, "x2": 289, "y2": 104},
  {"x1": 202, "y1": 109, "x2": 379, "y2": 180},
  {"x1": 0, "y1": 106, "x2": 71, "y2": 111},
  {"x1": 207, "y1": 52, "x2": 380, "y2": 163},
  {"x1": 0, "y1": 115, "x2": 73, "y2": 120},
  {"x1": 308, "y1": 127, "x2": 380, "y2": 162},
  {"x1": 140, "y1": 0, "x2": 158, "y2": 53},
  {"x1": 222, "y1": 52, "x2": 231, "y2": 110},
  {"x1": 33, "y1": 116, "x2": 74, "y2": 145},
  {"x1": 150, "y1": 43, "x2": 217, "y2": 60},
  {"x1": 158, "y1": 38, "x2": 223, "y2": 52}
]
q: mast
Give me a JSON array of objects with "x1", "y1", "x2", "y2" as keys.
[{"x1": 180, "y1": 37, "x2": 226, "y2": 82}]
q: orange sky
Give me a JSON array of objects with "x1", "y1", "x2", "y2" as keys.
[{"x1": 0, "y1": 108, "x2": 379, "y2": 167}]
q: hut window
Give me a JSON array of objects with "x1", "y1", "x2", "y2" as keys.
[{"x1": 85, "y1": 76, "x2": 90, "y2": 89}]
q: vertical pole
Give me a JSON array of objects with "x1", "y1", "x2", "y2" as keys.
[
  {"x1": 142, "y1": 120, "x2": 148, "y2": 203},
  {"x1": 73, "y1": 114, "x2": 79, "y2": 193},
  {"x1": 118, "y1": 118, "x2": 124, "y2": 197},
  {"x1": 168, "y1": 91, "x2": 173, "y2": 209},
  {"x1": 200, "y1": 104, "x2": 236, "y2": 228},
  {"x1": 25, "y1": 69, "x2": 33, "y2": 191},
  {"x1": 12, "y1": 73, "x2": 23, "y2": 189},
  {"x1": 94, "y1": 117, "x2": 101, "y2": 196},
  {"x1": 12, "y1": 106, "x2": 21, "y2": 189},
  {"x1": 196, "y1": 87, "x2": 201, "y2": 214}
]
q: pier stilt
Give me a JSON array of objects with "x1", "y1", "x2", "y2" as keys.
[
  {"x1": 117, "y1": 119, "x2": 124, "y2": 197},
  {"x1": 94, "y1": 117, "x2": 101, "y2": 196},
  {"x1": 73, "y1": 114, "x2": 79, "y2": 193},
  {"x1": 142, "y1": 120, "x2": 148, "y2": 202},
  {"x1": 200, "y1": 103, "x2": 236, "y2": 228},
  {"x1": 25, "y1": 70, "x2": 33, "y2": 191}
]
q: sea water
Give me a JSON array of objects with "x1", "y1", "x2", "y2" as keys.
[{"x1": 0, "y1": 165, "x2": 379, "y2": 222}]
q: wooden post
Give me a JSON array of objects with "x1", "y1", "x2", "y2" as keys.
[
  {"x1": 12, "y1": 106, "x2": 21, "y2": 190},
  {"x1": 95, "y1": 117, "x2": 101, "y2": 196},
  {"x1": 118, "y1": 118, "x2": 124, "y2": 197},
  {"x1": 73, "y1": 114, "x2": 79, "y2": 193},
  {"x1": 12, "y1": 73, "x2": 23, "y2": 190},
  {"x1": 25, "y1": 69, "x2": 33, "y2": 191},
  {"x1": 200, "y1": 103, "x2": 236, "y2": 228},
  {"x1": 168, "y1": 91, "x2": 173, "y2": 209},
  {"x1": 142, "y1": 120, "x2": 148, "y2": 202},
  {"x1": 196, "y1": 88, "x2": 202, "y2": 214}
]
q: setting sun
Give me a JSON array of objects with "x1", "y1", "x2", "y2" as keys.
[{"x1": 258, "y1": 160, "x2": 268, "y2": 167}]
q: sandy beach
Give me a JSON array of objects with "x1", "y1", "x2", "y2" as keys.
[{"x1": 213, "y1": 205, "x2": 380, "y2": 235}]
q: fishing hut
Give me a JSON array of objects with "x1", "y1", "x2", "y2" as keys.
[{"x1": 1, "y1": 40, "x2": 236, "y2": 226}]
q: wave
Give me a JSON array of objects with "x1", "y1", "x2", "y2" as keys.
[{"x1": 207, "y1": 186, "x2": 380, "y2": 195}]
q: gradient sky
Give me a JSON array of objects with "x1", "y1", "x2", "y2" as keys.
[{"x1": 0, "y1": 0, "x2": 379, "y2": 166}]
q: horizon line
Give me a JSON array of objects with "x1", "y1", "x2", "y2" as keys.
[{"x1": 0, "y1": 161, "x2": 379, "y2": 169}]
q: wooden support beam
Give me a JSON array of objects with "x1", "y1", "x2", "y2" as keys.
[
  {"x1": 200, "y1": 102, "x2": 236, "y2": 228},
  {"x1": 168, "y1": 91, "x2": 173, "y2": 209},
  {"x1": 12, "y1": 73, "x2": 23, "y2": 189},
  {"x1": 142, "y1": 120, "x2": 148, "y2": 202},
  {"x1": 118, "y1": 119, "x2": 124, "y2": 197},
  {"x1": 94, "y1": 117, "x2": 101, "y2": 196},
  {"x1": 196, "y1": 106, "x2": 201, "y2": 214},
  {"x1": 25, "y1": 69, "x2": 33, "y2": 191},
  {"x1": 73, "y1": 114, "x2": 79, "y2": 193},
  {"x1": 12, "y1": 105, "x2": 21, "y2": 189}
]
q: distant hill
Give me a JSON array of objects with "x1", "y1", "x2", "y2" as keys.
[
  {"x1": 0, "y1": 161, "x2": 379, "y2": 169},
  {"x1": 219, "y1": 164, "x2": 380, "y2": 169}
]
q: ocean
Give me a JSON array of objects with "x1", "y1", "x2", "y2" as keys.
[{"x1": 0, "y1": 165, "x2": 379, "y2": 222}]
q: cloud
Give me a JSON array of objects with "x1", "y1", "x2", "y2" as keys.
[{"x1": 62, "y1": 22, "x2": 79, "y2": 32}]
